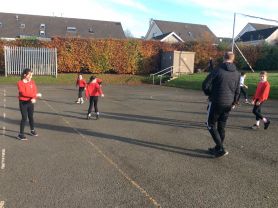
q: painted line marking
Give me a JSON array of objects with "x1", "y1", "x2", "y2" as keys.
[
  {"x1": 1, "y1": 149, "x2": 5, "y2": 170},
  {"x1": 43, "y1": 100, "x2": 161, "y2": 208},
  {"x1": 0, "y1": 201, "x2": 5, "y2": 208}
]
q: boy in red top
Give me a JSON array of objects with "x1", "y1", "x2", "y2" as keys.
[
  {"x1": 17, "y1": 68, "x2": 42, "y2": 140},
  {"x1": 76, "y1": 73, "x2": 87, "y2": 104},
  {"x1": 85, "y1": 76, "x2": 104, "y2": 119},
  {"x1": 251, "y1": 71, "x2": 271, "y2": 130}
]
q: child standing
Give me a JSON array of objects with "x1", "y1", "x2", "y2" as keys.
[
  {"x1": 76, "y1": 73, "x2": 87, "y2": 104},
  {"x1": 239, "y1": 72, "x2": 249, "y2": 104},
  {"x1": 17, "y1": 68, "x2": 42, "y2": 140},
  {"x1": 85, "y1": 76, "x2": 104, "y2": 120},
  {"x1": 251, "y1": 71, "x2": 271, "y2": 130}
]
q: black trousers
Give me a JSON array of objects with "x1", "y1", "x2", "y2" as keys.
[
  {"x1": 239, "y1": 86, "x2": 248, "y2": 100},
  {"x1": 19, "y1": 100, "x2": 35, "y2": 134},
  {"x1": 78, "y1": 87, "x2": 85, "y2": 98},
  {"x1": 88, "y1": 96, "x2": 99, "y2": 114},
  {"x1": 252, "y1": 102, "x2": 264, "y2": 121},
  {"x1": 206, "y1": 103, "x2": 232, "y2": 151}
]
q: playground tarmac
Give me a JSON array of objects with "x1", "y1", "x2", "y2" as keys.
[{"x1": 0, "y1": 84, "x2": 277, "y2": 208}]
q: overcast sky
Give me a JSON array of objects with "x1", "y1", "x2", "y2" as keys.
[{"x1": 2, "y1": 0, "x2": 278, "y2": 38}]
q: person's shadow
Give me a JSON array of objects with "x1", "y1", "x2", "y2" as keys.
[{"x1": 3, "y1": 116, "x2": 213, "y2": 159}]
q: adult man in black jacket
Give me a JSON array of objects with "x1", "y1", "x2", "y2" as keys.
[{"x1": 203, "y1": 51, "x2": 240, "y2": 157}]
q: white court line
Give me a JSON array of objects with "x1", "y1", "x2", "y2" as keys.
[
  {"x1": 43, "y1": 100, "x2": 161, "y2": 208},
  {"x1": 0, "y1": 201, "x2": 5, "y2": 208},
  {"x1": 1, "y1": 149, "x2": 5, "y2": 170}
]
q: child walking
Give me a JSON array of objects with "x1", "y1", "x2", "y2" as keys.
[
  {"x1": 251, "y1": 71, "x2": 271, "y2": 130},
  {"x1": 239, "y1": 72, "x2": 249, "y2": 104},
  {"x1": 17, "y1": 68, "x2": 42, "y2": 140},
  {"x1": 85, "y1": 76, "x2": 104, "y2": 120},
  {"x1": 76, "y1": 73, "x2": 87, "y2": 104}
]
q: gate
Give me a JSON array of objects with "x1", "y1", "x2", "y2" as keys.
[{"x1": 4, "y1": 46, "x2": 57, "y2": 77}]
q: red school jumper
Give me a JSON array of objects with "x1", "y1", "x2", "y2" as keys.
[
  {"x1": 85, "y1": 82, "x2": 103, "y2": 98},
  {"x1": 253, "y1": 81, "x2": 270, "y2": 103},
  {"x1": 76, "y1": 79, "x2": 87, "y2": 87},
  {"x1": 17, "y1": 80, "x2": 38, "y2": 101}
]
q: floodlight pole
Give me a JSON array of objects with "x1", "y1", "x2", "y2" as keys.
[{"x1": 232, "y1": 12, "x2": 236, "y2": 52}]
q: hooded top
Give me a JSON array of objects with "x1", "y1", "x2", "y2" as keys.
[{"x1": 203, "y1": 62, "x2": 240, "y2": 105}]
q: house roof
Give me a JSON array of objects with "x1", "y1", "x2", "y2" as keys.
[
  {"x1": 153, "y1": 19, "x2": 217, "y2": 42},
  {"x1": 238, "y1": 27, "x2": 278, "y2": 42},
  {"x1": 152, "y1": 32, "x2": 184, "y2": 42},
  {"x1": 0, "y1": 12, "x2": 125, "y2": 39},
  {"x1": 249, "y1": 23, "x2": 278, "y2": 30}
]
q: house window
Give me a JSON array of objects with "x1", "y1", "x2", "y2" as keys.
[
  {"x1": 40, "y1": 30, "x2": 45, "y2": 36},
  {"x1": 250, "y1": 35, "x2": 253, "y2": 41},
  {"x1": 89, "y1": 27, "x2": 94, "y2": 33},
  {"x1": 20, "y1": 23, "x2": 25, "y2": 29},
  {"x1": 67, "y1": 26, "x2": 77, "y2": 32},
  {"x1": 40, "y1": 24, "x2": 46, "y2": 30},
  {"x1": 152, "y1": 32, "x2": 157, "y2": 37}
]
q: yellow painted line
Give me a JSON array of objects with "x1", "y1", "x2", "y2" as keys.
[{"x1": 43, "y1": 100, "x2": 161, "y2": 207}]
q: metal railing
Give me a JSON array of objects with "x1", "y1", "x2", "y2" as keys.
[
  {"x1": 4, "y1": 46, "x2": 58, "y2": 77},
  {"x1": 150, "y1": 66, "x2": 173, "y2": 85}
]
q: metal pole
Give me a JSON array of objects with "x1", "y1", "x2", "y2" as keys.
[
  {"x1": 234, "y1": 43, "x2": 255, "y2": 72},
  {"x1": 232, "y1": 12, "x2": 236, "y2": 52}
]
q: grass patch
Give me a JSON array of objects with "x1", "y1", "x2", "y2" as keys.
[{"x1": 166, "y1": 71, "x2": 278, "y2": 99}]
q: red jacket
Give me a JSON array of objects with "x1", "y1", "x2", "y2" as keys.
[
  {"x1": 17, "y1": 80, "x2": 38, "y2": 101},
  {"x1": 85, "y1": 82, "x2": 103, "y2": 98},
  {"x1": 253, "y1": 81, "x2": 270, "y2": 103},
  {"x1": 76, "y1": 79, "x2": 87, "y2": 87}
]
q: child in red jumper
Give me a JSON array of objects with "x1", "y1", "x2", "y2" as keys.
[
  {"x1": 251, "y1": 71, "x2": 271, "y2": 130},
  {"x1": 76, "y1": 73, "x2": 87, "y2": 104},
  {"x1": 85, "y1": 76, "x2": 104, "y2": 119},
  {"x1": 17, "y1": 68, "x2": 42, "y2": 140}
]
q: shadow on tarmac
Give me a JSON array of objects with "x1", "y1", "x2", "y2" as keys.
[{"x1": 3, "y1": 116, "x2": 213, "y2": 159}]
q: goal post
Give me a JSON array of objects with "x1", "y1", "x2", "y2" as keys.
[{"x1": 231, "y1": 12, "x2": 278, "y2": 72}]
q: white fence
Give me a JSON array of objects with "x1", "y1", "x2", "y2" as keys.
[{"x1": 4, "y1": 46, "x2": 57, "y2": 77}]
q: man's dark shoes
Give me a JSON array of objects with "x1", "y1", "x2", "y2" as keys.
[
  {"x1": 17, "y1": 134, "x2": 27, "y2": 141},
  {"x1": 214, "y1": 150, "x2": 229, "y2": 158},
  {"x1": 264, "y1": 120, "x2": 270, "y2": 130},
  {"x1": 30, "y1": 130, "x2": 38, "y2": 136}
]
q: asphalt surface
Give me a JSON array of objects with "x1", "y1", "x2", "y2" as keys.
[{"x1": 0, "y1": 84, "x2": 277, "y2": 208}]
